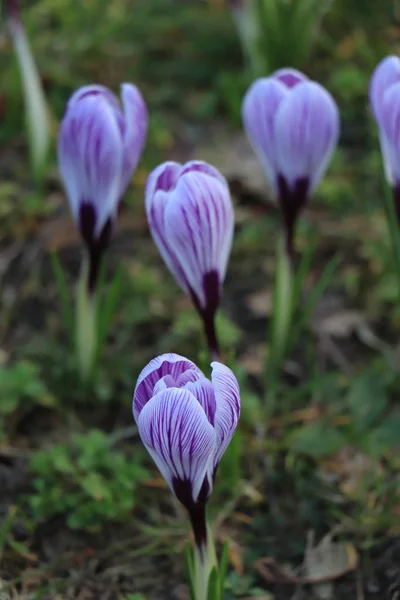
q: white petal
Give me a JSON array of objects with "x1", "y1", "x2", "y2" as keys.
[
  {"x1": 133, "y1": 353, "x2": 203, "y2": 421},
  {"x1": 211, "y1": 362, "x2": 241, "y2": 468},
  {"x1": 138, "y1": 388, "x2": 217, "y2": 502}
]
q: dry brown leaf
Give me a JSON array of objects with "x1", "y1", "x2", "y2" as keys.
[
  {"x1": 256, "y1": 532, "x2": 358, "y2": 587},
  {"x1": 246, "y1": 289, "x2": 273, "y2": 317},
  {"x1": 238, "y1": 345, "x2": 265, "y2": 376},
  {"x1": 228, "y1": 539, "x2": 244, "y2": 575},
  {"x1": 197, "y1": 127, "x2": 270, "y2": 199},
  {"x1": 312, "y1": 309, "x2": 366, "y2": 338},
  {"x1": 144, "y1": 477, "x2": 167, "y2": 489}
]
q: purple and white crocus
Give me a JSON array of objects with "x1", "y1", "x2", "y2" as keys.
[
  {"x1": 133, "y1": 353, "x2": 240, "y2": 549},
  {"x1": 370, "y1": 56, "x2": 400, "y2": 221},
  {"x1": 58, "y1": 83, "x2": 147, "y2": 291},
  {"x1": 146, "y1": 161, "x2": 234, "y2": 359},
  {"x1": 242, "y1": 68, "x2": 340, "y2": 257}
]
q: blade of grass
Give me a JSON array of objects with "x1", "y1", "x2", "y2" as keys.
[
  {"x1": 97, "y1": 264, "x2": 124, "y2": 352},
  {"x1": 50, "y1": 250, "x2": 74, "y2": 339}
]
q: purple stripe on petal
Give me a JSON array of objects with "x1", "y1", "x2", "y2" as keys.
[
  {"x1": 137, "y1": 388, "x2": 216, "y2": 504},
  {"x1": 153, "y1": 374, "x2": 176, "y2": 395},
  {"x1": 145, "y1": 162, "x2": 190, "y2": 294},
  {"x1": 211, "y1": 362, "x2": 240, "y2": 468},
  {"x1": 177, "y1": 369, "x2": 203, "y2": 386},
  {"x1": 180, "y1": 161, "x2": 227, "y2": 187},
  {"x1": 133, "y1": 353, "x2": 203, "y2": 421},
  {"x1": 242, "y1": 78, "x2": 288, "y2": 195},
  {"x1": 273, "y1": 68, "x2": 308, "y2": 89},
  {"x1": 146, "y1": 161, "x2": 182, "y2": 197},
  {"x1": 164, "y1": 171, "x2": 234, "y2": 309},
  {"x1": 66, "y1": 84, "x2": 121, "y2": 113},
  {"x1": 274, "y1": 81, "x2": 339, "y2": 194},
  {"x1": 183, "y1": 378, "x2": 217, "y2": 426}
]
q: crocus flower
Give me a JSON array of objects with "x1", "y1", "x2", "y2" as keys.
[
  {"x1": 370, "y1": 56, "x2": 400, "y2": 218},
  {"x1": 6, "y1": 0, "x2": 50, "y2": 182},
  {"x1": 145, "y1": 161, "x2": 234, "y2": 358},
  {"x1": 58, "y1": 83, "x2": 147, "y2": 291},
  {"x1": 133, "y1": 352, "x2": 240, "y2": 548},
  {"x1": 242, "y1": 68, "x2": 340, "y2": 257}
]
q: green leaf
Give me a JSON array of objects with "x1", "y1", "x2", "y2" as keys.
[
  {"x1": 207, "y1": 567, "x2": 220, "y2": 600},
  {"x1": 219, "y1": 541, "x2": 230, "y2": 598},
  {"x1": 184, "y1": 542, "x2": 196, "y2": 600},
  {"x1": 347, "y1": 373, "x2": 389, "y2": 430},
  {"x1": 81, "y1": 472, "x2": 110, "y2": 501},
  {"x1": 288, "y1": 421, "x2": 347, "y2": 457},
  {"x1": 97, "y1": 264, "x2": 124, "y2": 352},
  {"x1": 50, "y1": 250, "x2": 74, "y2": 337},
  {"x1": 52, "y1": 448, "x2": 75, "y2": 474},
  {"x1": 364, "y1": 415, "x2": 400, "y2": 457}
]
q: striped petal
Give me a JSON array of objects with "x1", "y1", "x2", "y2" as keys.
[
  {"x1": 211, "y1": 362, "x2": 241, "y2": 468},
  {"x1": 153, "y1": 374, "x2": 176, "y2": 395},
  {"x1": 176, "y1": 369, "x2": 203, "y2": 386},
  {"x1": 133, "y1": 353, "x2": 203, "y2": 421},
  {"x1": 274, "y1": 81, "x2": 339, "y2": 194},
  {"x1": 137, "y1": 388, "x2": 216, "y2": 504},
  {"x1": 242, "y1": 77, "x2": 288, "y2": 194},
  {"x1": 145, "y1": 162, "x2": 189, "y2": 293},
  {"x1": 179, "y1": 160, "x2": 227, "y2": 185},
  {"x1": 370, "y1": 56, "x2": 400, "y2": 122},
  {"x1": 119, "y1": 83, "x2": 148, "y2": 196},
  {"x1": 65, "y1": 84, "x2": 120, "y2": 113},
  {"x1": 379, "y1": 82, "x2": 400, "y2": 183},
  {"x1": 58, "y1": 93, "x2": 123, "y2": 238},
  {"x1": 183, "y1": 378, "x2": 217, "y2": 426},
  {"x1": 164, "y1": 170, "x2": 234, "y2": 309}
]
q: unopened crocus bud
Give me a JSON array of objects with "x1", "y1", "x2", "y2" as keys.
[
  {"x1": 370, "y1": 56, "x2": 400, "y2": 218},
  {"x1": 6, "y1": 0, "x2": 51, "y2": 182},
  {"x1": 133, "y1": 353, "x2": 240, "y2": 549},
  {"x1": 58, "y1": 83, "x2": 147, "y2": 291},
  {"x1": 145, "y1": 161, "x2": 234, "y2": 358},
  {"x1": 242, "y1": 68, "x2": 339, "y2": 257}
]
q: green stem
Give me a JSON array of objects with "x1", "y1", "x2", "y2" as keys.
[
  {"x1": 382, "y1": 179, "x2": 400, "y2": 298},
  {"x1": 75, "y1": 255, "x2": 97, "y2": 382},
  {"x1": 193, "y1": 524, "x2": 217, "y2": 600},
  {"x1": 267, "y1": 235, "x2": 294, "y2": 405}
]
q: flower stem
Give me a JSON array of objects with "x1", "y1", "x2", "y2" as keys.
[
  {"x1": 75, "y1": 255, "x2": 98, "y2": 382},
  {"x1": 188, "y1": 508, "x2": 216, "y2": 600},
  {"x1": 202, "y1": 312, "x2": 220, "y2": 362}
]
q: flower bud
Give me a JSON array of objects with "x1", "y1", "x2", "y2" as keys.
[
  {"x1": 133, "y1": 353, "x2": 240, "y2": 515},
  {"x1": 146, "y1": 161, "x2": 234, "y2": 356},
  {"x1": 58, "y1": 83, "x2": 147, "y2": 289},
  {"x1": 242, "y1": 68, "x2": 339, "y2": 256}
]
